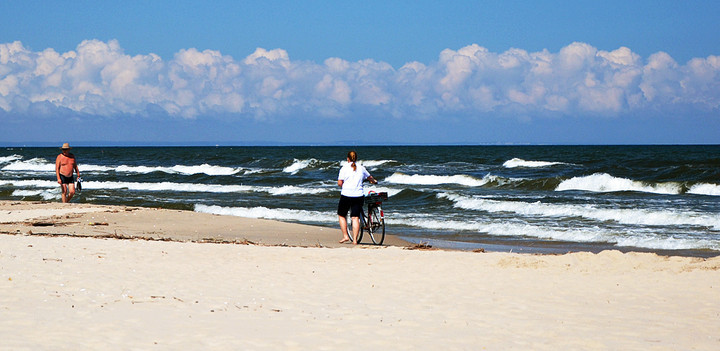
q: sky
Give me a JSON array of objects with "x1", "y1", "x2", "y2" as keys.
[{"x1": 1, "y1": 0, "x2": 719, "y2": 145}]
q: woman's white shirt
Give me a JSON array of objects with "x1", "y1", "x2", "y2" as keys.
[{"x1": 338, "y1": 162, "x2": 370, "y2": 197}]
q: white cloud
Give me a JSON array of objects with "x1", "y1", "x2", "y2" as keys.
[
  {"x1": 557, "y1": 42, "x2": 597, "y2": 73},
  {"x1": 315, "y1": 74, "x2": 351, "y2": 105},
  {"x1": 0, "y1": 40, "x2": 719, "y2": 120},
  {"x1": 243, "y1": 47, "x2": 290, "y2": 67}
]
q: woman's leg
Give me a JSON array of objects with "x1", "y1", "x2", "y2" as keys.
[
  {"x1": 351, "y1": 216, "x2": 361, "y2": 244},
  {"x1": 338, "y1": 215, "x2": 351, "y2": 243}
]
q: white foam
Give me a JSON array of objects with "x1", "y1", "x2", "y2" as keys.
[
  {"x1": 1, "y1": 158, "x2": 240, "y2": 176},
  {"x1": 116, "y1": 164, "x2": 240, "y2": 175},
  {"x1": 439, "y1": 193, "x2": 720, "y2": 230},
  {"x1": 1, "y1": 158, "x2": 113, "y2": 172},
  {"x1": 390, "y1": 215, "x2": 612, "y2": 243},
  {"x1": 12, "y1": 189, "x2": 45, "y2": 196},
  {"x1": 80, "y1": 164, "x2": 115, "y2": 172},
  {"x1": 12, "y1": 189, "x2": 58, "y2": 200},
  {"x1": 688, "y1": 183, "x2": 720, "y2": 196},
  {"x1": 283, "y1": 159, "x2": 317, "y2": 174},
  {"x1": 1, "y1": 158, "x2": 54, "y2": 172},
  {"x1": 503, "y1": 158, "x2": 566, "y2": 168},
  {"x1": 88, "y1": 181, "x2": 253, "y2": 193},
  {"x1": 385, "y1": 172, "x2": 490, "y2": 187},
  {"x1": 360, "y1": 160, "x2": 394, "y2": 168},
  {"x1": 0, "y1": 179, "x2": 331, "y2": 196},
  {"x1": 614, "y1": 235, "x2": 720, "y2": 251},
  {"x1": 241, "y1": 168, "x2": 269, "y2": 175},
  {"x1": 194, "y1": 204, "x2": 335, "y2": 223},
  {"x1": 266, "y1": 185, "x2": 331, "y2": 195},
  {"x1": 0, "y1": 155, "x2": 22, "y2": 164},
  {"x1": 0, "y1": 179, "x2": 57, "y2": 188},
  {"x1": 335, "y1": 159, "x2": 391, "y2": 169},
  {"x1": 556, "y1": 173, "x2": 682, "y2": 195},
  {"x1": 0, "y1": 177, "x2": 391, "y2": 198},
  {"x1": 390, "y1": 213, "x2": 720, "y2": 251}
]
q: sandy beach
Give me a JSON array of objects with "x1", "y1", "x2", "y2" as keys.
[{"x1": 1, "y1": 201, "x2": 719, "y2": 350}]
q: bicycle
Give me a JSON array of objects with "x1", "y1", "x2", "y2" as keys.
[{"x1": 356, "y1": 191, "x2": 387, "y2": 245}]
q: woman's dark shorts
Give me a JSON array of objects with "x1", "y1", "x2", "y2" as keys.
[
  {"x1": 59, "y1": 174, "x2": 75, "y2": 184},
  {"x1": 338, "y1": 195, "x2": 364, "y2": 218}
]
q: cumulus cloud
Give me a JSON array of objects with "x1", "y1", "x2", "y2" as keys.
[{"x1": 0, "y1": 40, "x2": 718, "y2": 120}]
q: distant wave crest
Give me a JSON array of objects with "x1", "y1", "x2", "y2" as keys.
[
  {"x1": 503, "y1": 158, "x2": 566, "y2": 168},
  {"x1": 0, "y1": 179, "x2": 329, "y2": 196},
  {"x1": 282, "y1": 159, "x2": 393, "y2": 175},
  {"x1": 360, "y1": 160, "x2": 395, "y2": 168},
  {"x1": 385, "y1": 172, "x2": 490, "y2": 187},
  {"x1": 115, "y1": 164, "x2": 240, "y2": 175},
  {"x1": 1, "y1": 157, "x2": 241, "y2": 176}
]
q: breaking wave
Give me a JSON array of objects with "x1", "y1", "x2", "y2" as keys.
[
  {"x1": 194, "y1": 204, "x2": 335, "y2": 223},
  {"x1": 439, "y1": 193, "x2": 720, "y2": 230},
  {"x1": 688, "y1": 183, "x2": 720, "y2": 196},
  {"x1": 0, "y1": 155, "x2": 22, "y2": 164},
  {"x1": 1, "y1": 157, "x2": 241, "y2": 176},
  {"x1": 115, "y1": 164, "x2": 241, "y2": 176},
  {"x1": 556, "y1": 173, "x2": 682, "y2": 195},
  {"x1": 385, "y1": 172, "x2": 490, "y2": 187},
  {"x1": 0, "y1": 179, "x2": 330, "y2": 195},
  {"x1": 283, "y1": 158, "x2": 320, "y2": 174},
  {"x1": 503, "y1": 158, "x2": 567, "y2": 168},
  {"x1": 390, "y1": 214, "x2": 719, "y2": 251}
]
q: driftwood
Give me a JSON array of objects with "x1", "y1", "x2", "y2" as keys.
[{"x1": 404, "y1": 242, "x2": 436, "y2": 251}]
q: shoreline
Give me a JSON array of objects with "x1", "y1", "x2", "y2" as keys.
[
  {"x1": 410, "y1": 237, "x2": 720, "y2": 258},
  {"x1": 2, "y1": 200, "x2": 718, "y2": 257},
  {"x1": 0, "y1": 200, "x2": 411, "y2": 249},
  {"x1": 1, "y1": 200, "x2": 719, "y2": 349}
]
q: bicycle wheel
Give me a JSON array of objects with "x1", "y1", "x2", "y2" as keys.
[
  {"x1": 355, "y1": 214, "x2": 364, "y2": 244},
  {"x1": 367, "y1": 205, "x2": 385, "y2": 245}
]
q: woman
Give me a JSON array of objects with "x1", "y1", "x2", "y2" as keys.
[
  {"x1": 337, "y1": 151, "x2": 377, "y2": 244},
  {"x1": 55, "y1": 143, "x2": 80, "y2": 203}
]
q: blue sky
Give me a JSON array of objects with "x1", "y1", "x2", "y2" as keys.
[{"x1": 1, "y1": 0, "x2": 719, "y2": 145}]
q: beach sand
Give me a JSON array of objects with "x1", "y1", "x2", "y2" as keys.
[{"x1": 1, "y1": 201, "x2": 719, "y2": 350}]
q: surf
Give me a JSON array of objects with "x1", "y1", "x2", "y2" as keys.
[
  {"x1": 439, "y1": 192, "x2": 720, "y2": 230},
  {"x1": 503, "y1": 158, "x2": 567, "y2": 168},
  {"x1": 385, "y1": 172, "x2": 490, "y2": 187},
  {"x1": 0, "y1": 179, "x2": 331, "y2": 196},
  {"x1": 556, "y1": 173, "x2": 683, "y2": 195},
  {"x1": 194, "y1": 204, "x2": 335, "y2": 223}
]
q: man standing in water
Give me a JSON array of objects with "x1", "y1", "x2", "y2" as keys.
[{"x1": 55, "y1": 143, "x2": 80, "y2": 203}]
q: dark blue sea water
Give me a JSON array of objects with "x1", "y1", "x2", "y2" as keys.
[{"x1": 1, "y1": 145, "x2": 719, "y2": 256}]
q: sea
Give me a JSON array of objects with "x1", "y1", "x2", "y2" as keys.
[{"x1": 1, "y1": 145, "x2": 719, "y2": 257}]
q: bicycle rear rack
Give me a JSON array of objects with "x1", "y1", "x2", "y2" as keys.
[{"x1": 364, "y1": 192, "x2": 388, "y2": 204}]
